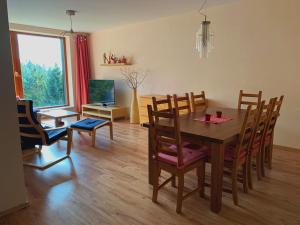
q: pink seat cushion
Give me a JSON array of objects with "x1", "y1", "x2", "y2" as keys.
[
  {"x1": 251, "y1": 136, "x2": 262, "y2": 155},
  {"x1": 265, "y1": 134, "x2": 272, "y2": 145},
  {"x1": 157, "y1": 142, "x2": 208, "y2": 169}
]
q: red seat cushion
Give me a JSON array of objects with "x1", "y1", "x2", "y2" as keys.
[{"x1": 157, "y1": 142, "x2": 208, "y2": 169}]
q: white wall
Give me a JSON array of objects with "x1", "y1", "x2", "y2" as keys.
[
  {"x1": 89, "y1": 0, "x2": 300, "y2": 149},
  {"x1": 0, "y1": 0, "x2": 28, "y2": 214}
]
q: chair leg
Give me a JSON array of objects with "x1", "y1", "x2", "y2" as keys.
[
  {"x1": 247, "y1": 157, "x2": 253, "y2": 190},
  {"x1": 171, "y1": 175, "x2": 176, "y2": 188},
  {"x1": 176, "y1": 173, "x2": 184, "y2": 214},
  {"x1": 243, "y1": 163, "x2": 248, "y2": 193},
  {"x1": 158, "y1": 168, "x2": 162, "y2": 177},
  {"x1": 264, "y1": 146, "x2": 269, "y2": 163},
  {"x1": 92, "y1": 130, "x2": 96, "y2": 147},
  {"x1": 152, "y1": 163, "x2": 160, "y2": 203},
  {"x1": 231, "y1": 169, "x2": 238, "y2": 205},
  {"x1": 66, "y1": 128, "x2": 73, "y2": 155},
  {"x1": 256, "y1": 152, "x2": 262, "y2": 180},
  {"x1": 197, "y1": 162, "x2": 205, "y2": 197},
  {"x1": 268, "y1": 143, "x2": 273, "y2": 169},
  {"x1": 109, "y1": 123, "x2": 113, "y2": 140},
  {"x1": 261, "y1": 146, "x2": 266, "y2": 177}
]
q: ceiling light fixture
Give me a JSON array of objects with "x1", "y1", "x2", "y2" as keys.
[
  {"x1": 196, "y1": 0, "x2": 214, "y2": 58},
  {"x1": 61, "y1": 9, "x2": 77, "y2": 36}
]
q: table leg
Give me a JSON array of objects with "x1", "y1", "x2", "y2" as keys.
[
  {"x1": 55, "y1": 118, "x2": 60, "y2": 127},
  {"x1": 76, "y1": 115, "x2": 81, "y2": 134},
  {"x1": 109, "y1": 123, "x2": 113, "y2": 140},
  {"x1": 210, "y1": 143, "x2": 225, "y2": 213},
  {"x1": 148, "y1": 128, "x2": 154, "y2": 185},
  {"x1": 92, "y1": 130, "x2": 96, "y2": 147}
]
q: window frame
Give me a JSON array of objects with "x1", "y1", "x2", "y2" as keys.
[{"x1": 12, "y1": 31, "x2": 70, "y2": 109}]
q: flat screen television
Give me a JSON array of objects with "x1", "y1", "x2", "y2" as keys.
[{"x1": 89, "y1": 80, "x2": 115, "y2": 105}]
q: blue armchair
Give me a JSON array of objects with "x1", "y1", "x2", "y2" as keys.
[{"x1": 17, "y1": 100, "x2": 73, "y2": 169}]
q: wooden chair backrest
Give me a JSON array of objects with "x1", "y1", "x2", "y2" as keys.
[
  {"x1": 152, "y1": 95, "x2": 172, "y2": 122},
  {"x1": 249, "y1": 99, "x2": 276, "y2": 154},
  {"x1": 234, "y1": 105, "x2": 258, "y2": 164},
  {"x1": 238, "y1": 90, "x2": 262, "y2": 110},
  {"x1": 173, "y1": 93, "x2": 191, "y2": 115},
  {"x1": 190, "y1": 91, "x2": 207, "y2": 112},
  {"x1": 17, "y1": 100, "x2": 46, "y2": 144},
  {"x1": 147, "y1": 105, "x2": 184, "y2": 167},
  {"x1": 264, "y1": 95, "x2": 284, "y2": 138}
]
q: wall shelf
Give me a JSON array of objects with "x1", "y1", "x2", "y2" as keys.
[{"x1": 101, "y1": 63, "x2": 131, "y2": 67}]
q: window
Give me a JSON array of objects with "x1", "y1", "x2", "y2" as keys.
[{"x1": 11, "y1": 32, "x2": 69, "y2": 108}]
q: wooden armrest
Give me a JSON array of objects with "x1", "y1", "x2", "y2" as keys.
[{"x1": 44, "y1": 126, "x2": 68, "y2": 131}]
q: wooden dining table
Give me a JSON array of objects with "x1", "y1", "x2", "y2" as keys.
[{"x1": 144, "y1": 107, "x2": 246, "y2": 213}]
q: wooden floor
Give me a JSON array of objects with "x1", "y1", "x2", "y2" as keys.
[{"x1": 1, "y1": 120, "x2": 300, "y2": 225}]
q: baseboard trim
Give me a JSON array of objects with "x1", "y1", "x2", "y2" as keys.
[
  {"x1": 274, "y1": 145, "x2": 300, "y2": 152},
  {"x1": 0, "y1": 202, "x2": 29, "y2": 218}
]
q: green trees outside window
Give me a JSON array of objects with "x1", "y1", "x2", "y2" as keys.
[
  {"x1": 21, "y1": 61, "x2": 66, "y2": 108},
  {"x1": 18, "y1": 33, "x2": 67, "y2": 108}
]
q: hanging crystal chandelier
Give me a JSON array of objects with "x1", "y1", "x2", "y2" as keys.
[{"x1": 196, "y1": 1, "x2": 214, "y2": 58}]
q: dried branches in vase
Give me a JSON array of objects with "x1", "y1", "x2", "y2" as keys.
[
  {"x1": 120, "y1": 68, "x2": 148, "y2": 124},
  {"x1": 120, "y1": 67, "x2": 147, "y2": 89}
]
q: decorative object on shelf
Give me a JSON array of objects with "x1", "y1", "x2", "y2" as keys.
[
  {"x1": 102, "y1": 52, "x2": 130, "y2": 65},
  {"x1": 121, "y1": 56, "x2": 127, "y2": 64},
  {"x1": 103, "y1": 53, "x2": 108, "y2": 64},
  {"x1": 111, "y1": 54, "x2": 118, "y2": 64},
  {"x1": 196, "y1": 0, "x2": 214, "y2": 58},
  {"x1": 120, "y1": 68, "x2": 148, "y2": 124}
]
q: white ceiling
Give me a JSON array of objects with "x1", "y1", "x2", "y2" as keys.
[{"x1": 7, "y1": 0, "x2": 233, "y2": 32}]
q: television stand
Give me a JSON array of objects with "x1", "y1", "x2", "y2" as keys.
[
  {"x1": 82, "y1": 104, "x2": 129, "y2": 122},
  {"x1": 89, "y1": 102, "x2": 114, "y2": 107}
]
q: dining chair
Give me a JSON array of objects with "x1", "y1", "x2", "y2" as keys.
[
  {"x1": 190, "y1": 91, "x2": 207, "y2": 112},
  {"x1": 205, "y1": 105, "x2": 258, "y2": 205},
  {"x1": 238, "y1": 90, "x2": 262, "y2": 110},
  {"x1": 227, "y1": 105, "x2": 258, "y2": 204},
  {"x1": 173, "y1": 93, "x2": 191, "y2": 115},
  {"x1": 147, "y1": 105, "x2": 208, "y2": 213},
  {"x1": 261, "y1": 95, "x2": 284, "y2": 175},
  {"x1": 152, "y1": 95, "x2": 172, "y2": 123},
  {"x1": 247, "y1": 99, "x2": 275, "y2": 189}
]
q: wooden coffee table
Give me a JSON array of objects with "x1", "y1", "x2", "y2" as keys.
[{"x1": 38, "y1": 109, "x2": 80, "y2": 127}]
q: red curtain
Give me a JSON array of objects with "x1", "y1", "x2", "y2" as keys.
[
  {"x1": 10, "y1": 31, "x2": 24, "y2": 98},
  {"x1": 75, "y1": 34, "x2": 91, "y2": 112}
]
